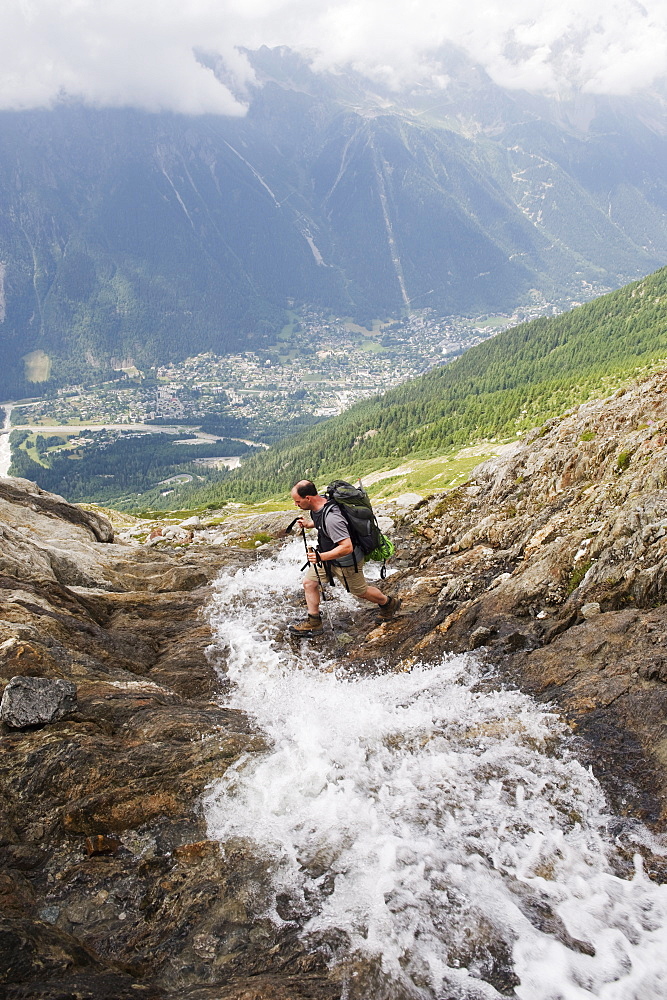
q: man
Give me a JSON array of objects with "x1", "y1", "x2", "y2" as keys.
[{"x1": 289, "y1": 479, "x2": 401, "y2": 637}]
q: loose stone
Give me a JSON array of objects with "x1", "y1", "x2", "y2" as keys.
[{"x1": 1, "y1": 675, "x2": 77, "y2": 728}]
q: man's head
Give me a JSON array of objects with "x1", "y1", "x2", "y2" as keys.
[{"x1": 291, "y1": 480, "x2": 319, "y2": 510}]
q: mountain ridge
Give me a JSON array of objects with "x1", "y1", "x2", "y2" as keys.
[{"x1": 2, "y1": 45, "x2": 667, "y2": 396}]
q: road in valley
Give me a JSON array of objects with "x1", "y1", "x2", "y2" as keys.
[
  {"x1": 0, "y1": 407, "x2": 268, "y2": 479},
  {"x1": 3, "y1": 420, "x2": 268, "y2": 446}
]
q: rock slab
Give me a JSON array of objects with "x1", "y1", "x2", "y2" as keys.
[{"x1": 1, "y1": 675, "x2": 77, "y2": 728}]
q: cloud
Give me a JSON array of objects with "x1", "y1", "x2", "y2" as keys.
[
  {"x1": 0, "y1": 0, "x2": 254, "y2": 114},
  {"x1": 267, "y1": 0, "x2": 667, "y2": 96},
  {"x1": 0, "y1": 0, "x2": 666, "y2": 114}
]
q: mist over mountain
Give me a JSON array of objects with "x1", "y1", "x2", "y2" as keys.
[{"x1": 1, "y1": 45, "x2": 667, "y2": 397}]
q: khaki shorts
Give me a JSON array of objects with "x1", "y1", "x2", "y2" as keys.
[{"x1": 305, "y1": 560, "x2": 369, "y2": 597}]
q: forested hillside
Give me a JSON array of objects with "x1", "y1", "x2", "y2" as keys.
[
  {"x1": 173, "y1": 265, "x2": 667, "y2": 505},
  {"x1": 8, "y1": 433, "x2": 258, "y2": 505}
]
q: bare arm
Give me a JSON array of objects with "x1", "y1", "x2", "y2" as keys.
[
  {"x1": 307, "y1": 537, "x2": 353, "y2": 562},
  {"x1": 320, "y1": 537, "x2": 353, "y2": 560}
]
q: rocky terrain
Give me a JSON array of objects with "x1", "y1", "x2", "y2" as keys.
[
  {"x1": 0, "y1": 477, "x2": 338, "y2": 999},
  {"x1": 2, "y1": 370, "x2": 667, "y2": 998},
  {"x1": 373, "y1": 369, "x2": 667, "y2": 828}
]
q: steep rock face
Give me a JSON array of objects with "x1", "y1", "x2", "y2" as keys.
[
  {"x1": 0, "y1": 477, "x2": 115, "y2": 588},
  {"x1": 370, "y1": 370, "x2": 667, "y2": 824}
]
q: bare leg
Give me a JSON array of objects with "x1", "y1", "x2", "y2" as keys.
[
  {"x1": 357, "y1": 585, "x2": 388, "y2": 606},
  {"x1": 303, "y1": 577, "x2": 321, "y2": 615}
]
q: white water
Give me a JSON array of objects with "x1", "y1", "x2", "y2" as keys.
[
  {"x1": 205, "y1": 543, "x2": 667, "y2": 1000},
  {"x1": 0, "y1": 403, "x2": 13, "y2": 476}
]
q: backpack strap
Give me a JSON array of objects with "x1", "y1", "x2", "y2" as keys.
[
  {"x1": 319, "y1": 500, "x2": 336, "y2": 546},
  {"x1": 321, "y1": 500, "x2": 359, "y2": 574}
]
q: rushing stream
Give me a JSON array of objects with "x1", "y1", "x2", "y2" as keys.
[{"x1": 205, "y1": 541, "x2": 667, "y2": 1000}]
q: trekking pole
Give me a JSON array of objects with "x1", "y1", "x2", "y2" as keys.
[
  {"x1": 301, "y1": 529, "x2": 339, "y2": 640},
  {"x1": 286, "y1": 517, "x2": 337, "y2": 639},
  {"x1": 285, "y1": 516, "x2": 313, "y2": 571},
  {"x1": 300, "y1": 525, "x2": 310, "y2": 563},
  {"x1": 302, "y1": 529, "x2": 332, "y2": 603},
  {"x1": 309, "y1": 550, "x2": 338, "y2": 639}
]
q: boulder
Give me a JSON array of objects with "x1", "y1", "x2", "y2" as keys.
[
  {"x1": 1, "y1": 675, "x2": 77, "y2": 728},
  {"x1": 581, "y1": 601, "x2": 601, "y2": 619},
  {"x1": 390, "y1": 492, "x2": 423, "y2": 510},
  {"x1": 0, "y1": 477, "x2": 113, "y2": 542}
]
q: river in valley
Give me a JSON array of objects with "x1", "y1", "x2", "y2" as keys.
[
  {"x1": 0, "y1": 403, "x2": 13, "y2": 476},
  {"x1": 204, "y1": 541, "x2": 667, "y2": 1000}
]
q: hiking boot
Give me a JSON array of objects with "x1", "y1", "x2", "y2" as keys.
[
  {"x1": 377, "y1": 596, "x2": 402, "y2": 622},
  {"x1": 289, "y1": 614, "x2": 324, "y2": 637}
]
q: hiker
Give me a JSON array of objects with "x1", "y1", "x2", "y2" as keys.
[{"x1": 289, "y1": 480, "x2": 401, "y2": 637}]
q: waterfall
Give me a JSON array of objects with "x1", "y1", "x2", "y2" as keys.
[{"x1": 205, "y1": 541, "x2": 667, "y2": 1000}]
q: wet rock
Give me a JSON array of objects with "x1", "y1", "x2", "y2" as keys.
[
  {"x1": 1, "y1": 675, "x2": 77, "y2": 728},
  {"x1": 468, "y1": 626, "x2": 493, "y2": 649},
  {"x1": 502, "y1": 630, "x2": 530, "y2": 651},
  {"x1": 4, "y1": 970, "x2": 165, "y2": 999},
  {"x1": 0, "y1": 477, "x2": 281, "y2": 997},
  {"x1": 509, "y1": 607, "x2": 667, "y2": 822},
  {"x1": 172, "y1": 840, "x2": 220, "y2": 865},
  {"x1": 174, "y1": 975, "x2": 340, "y2": 999},
  {"x1": 0, "y1": 917, "x2": 104, "y2": 988},
  {"x1": 63, "y1": 788, "x2": 183, "y2": 835}
]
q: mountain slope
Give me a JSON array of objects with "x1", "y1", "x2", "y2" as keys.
[
  {"x1": 1, "y1": 47, "x2": 667, "y2": 396},
  {"x1": 177, "y1": 265, "x2": 667, "y2": 503}
]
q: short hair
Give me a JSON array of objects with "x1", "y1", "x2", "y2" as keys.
[{"x1": 294, "y1": 480, "x2": 318, "y2": 498}]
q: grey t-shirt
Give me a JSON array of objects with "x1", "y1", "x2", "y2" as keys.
[{"x1": 313, "y1": 502, "x2": 363, "y2": 567}]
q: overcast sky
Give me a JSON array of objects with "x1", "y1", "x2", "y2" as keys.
[{"x1": 1, "y1": 0, "x2": 666, "y2": 115}]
